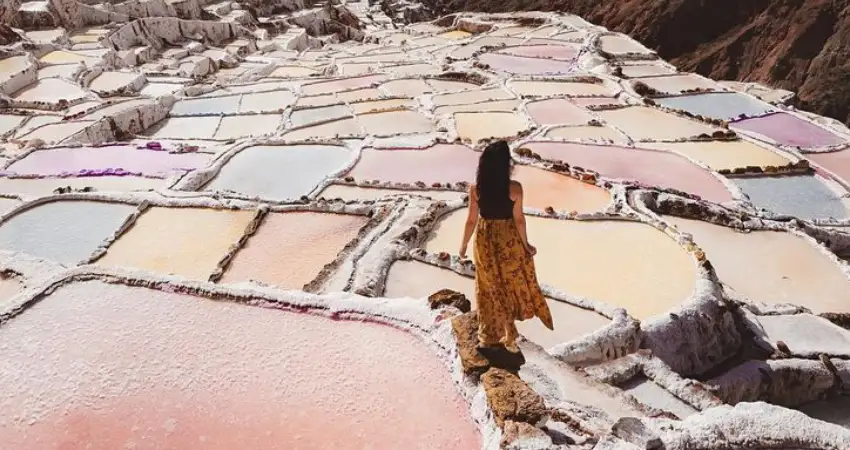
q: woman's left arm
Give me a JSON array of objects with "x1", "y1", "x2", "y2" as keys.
[{"x1": 459, "y1": 185, "x2": 478, "y2": 258}]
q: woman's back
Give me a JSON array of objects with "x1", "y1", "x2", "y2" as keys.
[{"x1": 477, "y1": 184, "x2": 514, "y2": 220}]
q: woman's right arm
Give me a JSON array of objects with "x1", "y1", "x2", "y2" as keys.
[{"x1": 511, "y1": 183, "x2": 533, "y2": 254}]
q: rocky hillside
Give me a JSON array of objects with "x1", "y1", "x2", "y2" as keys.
[{"x1": 429, "y1": 0, "x2": 850, "y2": 127}]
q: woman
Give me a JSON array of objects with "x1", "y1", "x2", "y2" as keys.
[{"x1": 459, "y1": 140, "x2": 553, "y2": 355}]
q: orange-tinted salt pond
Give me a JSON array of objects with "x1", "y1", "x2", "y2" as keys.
[
  {"x1": 0, "y1": 281, "x2": 481, "y2": 450},
  {"x1": 205, "y1": 144, "x2": 354, "y2": 200},
  {"x1": 425, "y1": 211, "x2": 696, "y2": 319},
  {"x1": 526, "y1": 98, "x2": 593, "y2": 126},
  {"x1": 454, "y1": 112, "x2": 529, "y2": 143},
  {"x1": 347, "y1": 144, "x2": 478, "y2": 185},
  {"x1": 0, "y1": 176, "x2": 165, "y2": 195},
  {"x1": 666, "y1": 216, "x2": 850, "y2": 313},
  {"x1": 524, "y1": 142, "x2": 733, "y2": 203},
  {"x1": 222, "y1": 212, "x2": 367, "y2": 289},
  {"x1": 384, "y1": 260, "x2": 610, "y2": 348},
  {"x1": 511, "y1": 165, "x2": 610, "y2": 212},
  {"x1": 0, "y1": 200, "x2": 136, "y2": 266},
  {"x1": 97, "y1": 207, "x2": 255, "y2": 279}
]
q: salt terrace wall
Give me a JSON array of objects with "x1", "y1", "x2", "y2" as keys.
[{"x1": 0, "y1": 4, "x2": 849, "y2": 450}]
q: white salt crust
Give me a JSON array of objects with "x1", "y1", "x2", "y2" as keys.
[{"x1": 2, "y1": 6, "x2": 850, "y2": 448}]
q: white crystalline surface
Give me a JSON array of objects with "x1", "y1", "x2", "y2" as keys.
[
  {"x1": 0, "y1": 281, "x2": 480, "y2": 450},
  {"x1": 1, "y1": 2, "x2": 850, "y2": 449}
]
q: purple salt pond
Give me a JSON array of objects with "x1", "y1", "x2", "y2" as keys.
[
  {"x1": 731, "y1": 113, "x2": 846, "y2": 148},
  {"x1": 477, "y1": 53, "x2": 574, "y2": 75},
  {"x1": 4, "y1": 145, "x2": 211, "y2": 178}
]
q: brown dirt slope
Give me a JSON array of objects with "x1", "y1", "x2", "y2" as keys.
[{"x1": 431, "y1": 0, "x2": 850, "y2": 127}]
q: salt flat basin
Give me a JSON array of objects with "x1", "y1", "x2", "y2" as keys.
[
  {"x1": 449, "y1": 37, "x2": 525, "y2": 59},
  {"x1": 221, "y1": 212, "x2": 367, "y2": 289},
  {"x1": 665, "y1": 216, "x2": 850, "y2": 313},
  {"x1": 290, "y1": 104, "x2": 352, "y2": 128},
  {"x1": 238, "y1": 91, "x2": 296, "y2": 113},
  {"x1": 357, "y1": 110, "x2": 434, "y2": 135},
  {"x1": 0, "y1": 115, "x2": 27, "y2": 135},
  {"x1": 5, "y1": 146, "x2": 210, "y2": 177},
  {"x1": 347, "y1": 144, "x2": 478, "y2": 185},
  {"x1": 88, "y1": 71, "x2": 142, "y2": 94},
  {"x1": 427, "y1": 79, "x2": 480, "y2": 93},
  {"x1": 526, "y1": 98, "x2": 593, "y2": 126},
  {"x1": 617, "y1": 63, "x2": 676, "y2": 78},
  {"x1": 656, "y1": 92, "x2": 775, "y2": 121},
  {"x1": 512, "y1": 165, "x2": 611, "y2": 212},
  {"x1": 17, "y1": 120, "x2": 97, "y2": 144},
  {"x1": 640, "y1": 140, "x2": 793, "y2": 171},
  {"x1": 454, "y1": 112, "x2": 529, "y2": 143},
  {"x1": 318, "y1": 185, "x2": 465, "y2": 202},
  {"x1": 0, "y1": 176, "x2": 165, "y2": 195},
  {"x1": 524, "y1": 142, "x2": 733, "y2": 203},
  {"x1": 544, "y1": 125, "x2": 629, "y2": 143},
  {"x1": 425, "y1": 211, "x2": 696, "y2": 320},
  {"x1": 731, "y1": 113, "x2": 846, "y2": 148},
  {"x1": 496, "y1": 44, "x2": 579, "y2": 60},
  {"x1": 0, "y1": 281, "x2": 481, "y2": 450},
  {"x1": 300, "y1": 75, "x2": 386, "y2": 96},
  {"x1": 598, "y1": 35, "x2": 652, "y2": 55},
  {"x1": 14, "y1": 78, "x2": 88, "y2": 104},
  {"x1": 620, "y1": 376, "x2": 698, "y2": 419},
  {"x1": 477, "y1": 53, "x2": 574, "y2": 75},
  {"x1": 269, "y1": 65, "x2": 320, "y2": 77},
  {"x1": 509, "y1": 80, "x2": 614, "y2": 97},
  {"x1": 139, "y1": 83, "x2": 184, "y2": 97},
  {"x1": 633, "y1": 74, "x2": 720, "y2": 95},
  {"x1": 809, "y1": 150, "x2": 850, "y2": 185},
  {"x1": 170, "y1": 95, "x2": 241, "y2": 116},
  {"x1": 205, "y1": 144, "x2": 353, "y2": 200},
  {"x1": 0, "y1": 198, "x2": 21, "y2": 216},
  {"x1": 11, "y1": 115, "x2": 62, "y2": 138},
  {"x1": 0, "y1": 200, "x2": 136, "y2": 266},
  {"x1": 350, "y1": 99, "x2": 415, "y2": 114},
  {"x1": 97, "y1": 207, "x2": 255, "y2": 279},
  {"x1": 382, "y1": 79, "x2": 433, "y2": 97},
  {"x1": 38, "y1": 50, "x2": 99, "y2": 65},
  {"x1": 214, "y1": 114, "x2": 281, "y2": 140},
  {"x1": 0, "y1": 56, "x2": 30, "y2": 83},
  {"x1": 732, "y1": 174, "x2": 850, "y2": 220},
  {"x1": 432, "y1": 87, "x2": 514, "y2": 107},
  {"x1": 384, "y1": 260, "x2": 610, "y2": 349},
  {"x1": 434, "y1": 100, "x2": 521, "y2": 116},
  {"x1": 282, "y1": 117, "x2": 362, "y2": 140},
  {"x1": 147, "y1": 116, "x2": 220, "y2": 140},
  {"x1": 596, "y1": 106, "x2": 720, "y2": 141},
  {"x1": 0, "y1": 274, "x2": 23, "y2": 310}
]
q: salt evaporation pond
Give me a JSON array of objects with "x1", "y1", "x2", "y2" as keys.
[
  {"x1": 643, "y1": 140, "x2": 793, "y2": 171},
  {"x1": 454, "y1": 111, "x2": 529, "y2": 143},
  {"x1": 511, "y1": 165, "x2": 611, "y2": 212},
  {"x1": 633, "y1": 74, "x2": 720, "y2": 95},
  {"x1": 524, "y1": 142, "x2": 733, "y2": 203},
  {"x1": 806, "y1": 149, "x2": 850, "y2": 185},
  {"x1": 205, "y1": 144, "x2": 353, "y2": 200},
  {"x1": 97, "y1": 207, "x2": 255, "y2": 279},
  {"x1": 318, "y1": 185, "x2": 465, "y2": 202},
  {"x1": 0, "y1": 281, "x2": 481, "y2": 450},
  {"x1": 596, "y1": 106, "x2": 720, "y2": 141},
  {"x1": 221, "y1": 212, "x2": 367, "y2": 289},
  {"x1": 0, "y1": 200, "x2": 136, "y2": 265},
  {"x1": 426, "y1": 210, "x2": 696, "y2": 319},
  {"x1": 4, "y1": 146, "x2": 210, "y2": 177},
  {"x1": 384, "y1": 260, "x2": 611, "y2": 349},
  {"x1": 732, "y1": 175, "x2": 850, "y2": 220},
  {"x1": 656, "y1": 92, "x2": 775, "y2": 121},
  {"x1": 526, "y1": 98, "x2": 593, "y2": 126},
  {"x1": 0, "y1": 176, "x2": 164, "y2": 195},
  {"x1": 348, "y1": 144, "x2": 477, "y2": 185},
  {"x1": 477, "y1": 53, "x2": 574, "y2": 75},
  {"x1": 731, "y1": 113, "x2": 846, "y2": 148},
  {"x1": 666, "y1": 216, "x2": 850, "y2": 313}
]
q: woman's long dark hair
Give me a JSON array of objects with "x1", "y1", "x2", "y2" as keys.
[{"x1": 476, "y1": 140, "x2": 513, "y2": 212}]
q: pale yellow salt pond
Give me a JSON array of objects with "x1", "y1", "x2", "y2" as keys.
[
  {"x1": 283, "y1": 117, "x2": 362, "y2": 140},
  {"x1": 18, "y1": 120, "x2": 96, "y2": 144},
  {"x1": 318, "y1": 185, "x2": 464, "y2": 202},
  {"x1": 598, "y1": 35, "x2": 652, "y2": 55},
  {"x1": 545, "y1": 125, "x2": 629, "y2": 143},
  {"x1": 38, "y1": 50, "x2": 99, "y2": 66},
  {"x1": 214, "y1": 114, "x2": 281, "y2": 140},
  {"x1": 88, "y1": 71, "x2": 143, "y2": 94},
  {"x1": 512, "y1": 165, "x2": 611, "y2": 212},
  {"x1": 438, "y1": 30, "x2": 472, "y2": 39},
  {"x1": 381, "y1": 79, "x2": 433, "y2": 97},
  {"x1": 666, "y1": 216, "x2": 850, "y2": 313},
  {"x1": 509, "y1": 80, "x2": 614, "y2": 97},
  {"x1": 640, "y1": 140, "x2": 793, "y2": 171},
  {"x1": 597, "y1": 106, "x2": 719, "y2": 141},
  {"x1": 454, "y1": 111, "x2": 529, "y2": 143},
  {"x1": 14, "y1": 78, "x2": 88, "y2": 104},
  {"x1": 221, "y1": 212, "x2": 366, "y2": 289},
  {"x1": 357, "y1": 110, "x2": 433, "y2": 135},
  {"x1": 384, "y1": 260, "x2": 611, "y2": 349},
  {"x1": 0, "y1": 56, "x2": 30, "y2": 83},
  {"x1": 349, "y1": 99, "x2": 415, "y2": 114},
  {"x1": 98, "y1": 207, "x2": 255, "y2": 280},
  {"x1": 425, "y1": 211, "x2": 696, "y2": 319},
  {"x1": 269, "y1": 66, "x2": 320, "y2": 78},
  {"x1": 0, "y1": 176, "x2": 164, "y2": 196}
]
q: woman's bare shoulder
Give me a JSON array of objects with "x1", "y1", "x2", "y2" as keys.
[{"x1": 509, "y1": 180, "x2": 523, "y2": 192}]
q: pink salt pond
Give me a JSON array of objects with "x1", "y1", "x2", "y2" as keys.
[
  {"x1": 0, "y1": 281, "x2": 480, "y2": 450},
  {"x1": 476, "y1": 53, "x2": 574, "y2": 75},
  {"x1": 495, "y1": 44, "x2": 579, "y2": 61},
  {"x1": 347, "y1": 144, "x2": 479, "y2": 185},
  {"x1": 731, "y1": 112, "x2": 846, "y2": 148},
  {"x1": 3, "y1": 145, "x2": 210, "y2": 178},
  {"x1": 524, "y1": 142, "x2": 733, "y2": 203},
  {"x1": 526, "y1": 98, "x2": 594, "y2": 126}
]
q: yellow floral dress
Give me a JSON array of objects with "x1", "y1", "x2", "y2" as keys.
[{"x1": 474, "y1": 217, "x2": 554, "y2": 348}]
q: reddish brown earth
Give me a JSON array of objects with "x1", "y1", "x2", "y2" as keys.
[{"x1": 429, "y1": 0, "x2": 850, "y2": 127}]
